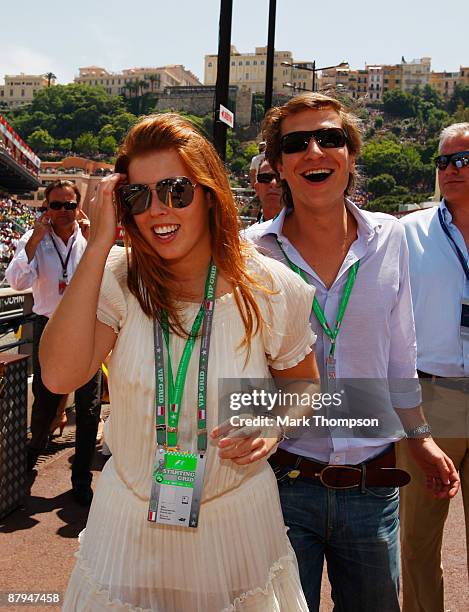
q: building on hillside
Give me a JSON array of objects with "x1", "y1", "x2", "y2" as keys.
[
  {"x1": 204, "y1": 46, "x2": 314, "y2": 95},
  {"x1": 430, "y1": 71, "x2": 460, "y2": 98},
  {"x1": 75, "y1": 65, "x2": 201, "y2": 96},
  {"x1": 0, "y1": 74, "x2": 55, "y2": 108},
  {"x1": 400, "y1": 57, "x2": 431, "y2": 92},
  {"x1": 155, "y1": 85, "x2": 252, "y2": 127}
]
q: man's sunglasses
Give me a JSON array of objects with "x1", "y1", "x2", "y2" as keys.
[
  {"x1": 118, "y1": 176, "x2": 198, "y2": 216},
  {"x1": 257, "y1": 172, "x2": 277, "y2": 184},
  {"x1": 48, "y1": 201, "x2": 78, "y2": 211},
  {"x1": 435, "y1": 150, "x2": 469, "y2": 171},
  {"x1": 280, "y1": 128, "x2": 348, "y2": 154}
]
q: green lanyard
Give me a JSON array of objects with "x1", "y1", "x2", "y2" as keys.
[
  {"x1": 276, "y1": 238, "x2": 359, "y2": 359},
  {"x1": 154, "y1": 262, "x2": 217, "y2": 451}
]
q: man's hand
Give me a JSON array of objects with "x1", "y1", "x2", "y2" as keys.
[
  {"x1": 25, "y1": 212, "x2": 51, "y2": 262},
  {"x1": 31, "y1": 212, "x2": 51, "y2": 241},
  {"x1": 77, "y1": 208, "x2": 91, "y2": 241},
  {"x1": 407, "y1": 437, "x2": 460, "y2": 499}
]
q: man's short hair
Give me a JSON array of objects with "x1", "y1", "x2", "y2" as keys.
[
  {"x1": 261, "y1": 92, "x2": 362, "y2": 207},
  {"x1": 439, "y1": 123, "x2": 469, "y2": 152},
  {"x1": 44, "y1": 180, "x2": 81, "y2": 204}
]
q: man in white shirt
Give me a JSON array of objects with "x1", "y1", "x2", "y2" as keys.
[
  {"x1": 253, "y1": 158, "x2": 282, "y2": 223},
  {"x1": 399, "y1": 123, "x2": 469, "y2": 612},
  {"x1": 245, "y1": 93, "x2": 459, "y2": 612},
  {"x1": 6, "y1": 180, "x2": 100, "y2": 506},
  {"x1": 249, "y1": 141, "x2": 266, "y2": 187}
]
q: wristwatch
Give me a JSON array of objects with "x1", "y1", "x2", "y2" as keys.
[{"x1": 405, "y1": 423, "x2": 432, "y2": 439}]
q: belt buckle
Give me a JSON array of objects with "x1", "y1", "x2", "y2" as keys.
[{"x1": 316, "y1": 465, "x2": 362, "y2": 489}]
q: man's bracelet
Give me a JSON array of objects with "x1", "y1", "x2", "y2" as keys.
[{"x1": 405, "y1": 423, "x2": 432, "y2": 439}]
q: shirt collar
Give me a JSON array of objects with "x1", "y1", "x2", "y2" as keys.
[
  {"x1": 440, "y1": 199, "x2": 453, "y2": 225},
  {"x1": 50, "y1": 221, "x2": 80, "y2": 244},
  {"x1": 257, "y1": 198, "x2": 382, "y2": 245}
]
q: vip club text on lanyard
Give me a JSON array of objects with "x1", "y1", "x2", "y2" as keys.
[
  {"x1": 50, "y1": 235, "x2": 75, "y2": 295},
  {"x1": 438, "y1": 208, "x2": 469, "y2": 339},
  {"x1": 148, "y1": 262, "x2": 217, "y2": 528},
  {"x1": 276, "y1": 239, "x2": 359, "y2": 380}
]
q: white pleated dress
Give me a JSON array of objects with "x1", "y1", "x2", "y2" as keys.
[{"x1": 63, "y1": 247, "x2": 315, "y2": 612}]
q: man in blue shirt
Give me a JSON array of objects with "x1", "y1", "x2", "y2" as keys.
[
  {"x1": 245, "y1": 93, "x2": 459, "y2": 612},
  {"x1": 399, "y1": 123, "x2": 469, "y2": 612}
]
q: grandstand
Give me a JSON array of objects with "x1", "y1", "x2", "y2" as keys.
[{"x1": 0, "y1": 114, "x2": 41, "y2": 192}]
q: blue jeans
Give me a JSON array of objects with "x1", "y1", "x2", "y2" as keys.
[{"x1": 276, "y1": 472, "x2": 400, "y2": 612}]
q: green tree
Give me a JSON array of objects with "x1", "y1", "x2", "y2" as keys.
[
  {"x1": 27, "y1": 128, "x2": 54, "y2": 152},
  {"x1": 75, "y1": 132, "x2": 99, "y2": 156},
  {"x1": 448, "y1": 85, "x2": 469, "y2": 113},
  {"x1": 8, "y1": 84, "x2": 127, "y2": 142},
  {"x1": 110, "y1": 112, "x2": 139, "y2": 142},
  {"x1": 56, "y1": 138, "x2": 73, "y2": 151},
  {"x1": 383, "y1": 89, "x2": 416, "y2": 118},
  {"x1": 368, "y1": 174, "x2": 397, "y2": 197},
  {"x1": 374, "y1": 115, "x2": 384, "y2": 129},
  {"x1": 100, "y1": 135, "x2": 118, "y2": 156}
]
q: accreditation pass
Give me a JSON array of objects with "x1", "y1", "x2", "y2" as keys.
[{"x1": 148, "y1": 450, "x2": 206, "y2": 528}]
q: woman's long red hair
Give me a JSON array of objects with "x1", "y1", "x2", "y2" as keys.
[{"x1": 114, "y1": 113, "x2": 270, "y2": 344}]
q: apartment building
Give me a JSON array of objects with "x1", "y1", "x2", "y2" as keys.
[
  {"x1": 204, "y1": 46, "x2": 314, "y2": 95},
  {"x1": 400, "y1": 57, "x2": 431, "y2": 92},
  {"x1": 0, "y1": 74, "x2": 54, "y2": 108},
  {"x1": 75, "y1": 65, "x2": 201, "y2": 96}
]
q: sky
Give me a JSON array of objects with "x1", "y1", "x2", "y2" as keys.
[{"x1": 0, "y1": 0, "x2": 468, "y2": 85}]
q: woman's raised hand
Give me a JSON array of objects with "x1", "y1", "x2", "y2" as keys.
[
  {"x1": 88, "y1": 173, "x2": 126, "y2": 252},
  {"x1": 211, "y1": 417, "x2": 281, "y2": 466}
]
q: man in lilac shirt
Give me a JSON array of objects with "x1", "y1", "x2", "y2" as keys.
[{"x1": 245, "y1": 93, "x2": 459, "y2": 612}]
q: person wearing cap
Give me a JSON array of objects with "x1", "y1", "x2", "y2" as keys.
[
  {"x1": 245, "y1": 92, "x2": 459, "y2": 612},
  {"x1": 249, "y1": 141, "x2": 266, "y2": 187},
  {"x1": 399, "y1": 122, "x2": 469, "y2": 612}
]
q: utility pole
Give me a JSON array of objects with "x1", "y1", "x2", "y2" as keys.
[
  {"x1": 213, "y1": 0, "x2": 233, "y2": 161},
  {"x1": 264, "y1": 0, "x2": 277, "y2": 112}
]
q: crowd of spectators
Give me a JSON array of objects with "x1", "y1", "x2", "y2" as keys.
[
  {"x1": 350, "y1": 186, "x2": 370, "y2": 208},
  {"x1": 0, "y1": 196, "x2": 36, "y2": 277}
]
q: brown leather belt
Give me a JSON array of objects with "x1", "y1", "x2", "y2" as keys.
[{"x1": 272, "y1": 446, "x2": 410, "y2": 489}]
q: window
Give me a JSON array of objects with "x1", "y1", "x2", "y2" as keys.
[
  {"x1": 231, "y1": 61, "x2": 235, "y2": 66},
  {"x1": 239, "y1": 61, "x2": 242, "y2": 65},
  {"x1": 21, "y1": 89, "x2": 25, "y2": 97},
  {"x1": 245, "y1": 73, "x2": 249, "y2": 79},
  {"x1": 261, "y1": 60, "x2": 264, "y2": 65},
  {"x1": 208, "y1": 62, "x2": 212, "y2": 67},
  {"x1": 10, "y1": 90, "x2": 13, "y2": 97},
  {"x1": 246, "y1": 61, "x2": 250, "y2": 65},
  {"x1": 253, "y1": 61, "x2": 257, "y2": 65}
]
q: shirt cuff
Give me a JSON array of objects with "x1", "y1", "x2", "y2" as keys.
[{"x1": 390, "y1": 385, "x2": 422, "y2": 409}]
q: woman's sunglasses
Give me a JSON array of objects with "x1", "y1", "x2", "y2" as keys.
[
  {"x1": 48, "y1": 201, "x2": 78, "y2": 211},
  {"x1": 435, "y1": 150, "x2": 469, "y2": 171},
  {"x1": 118, "y1": 176, "x2": 198, "y2": 216},
  {"x1": 280, "y1": 128, "x2": 348, "y2": 154}
]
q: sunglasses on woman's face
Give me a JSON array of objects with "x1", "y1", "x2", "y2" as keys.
[
  {"x1": 48, "y1": 201, "x2": 78, "y2": 211},
  {"x1": 280, "y1": 128, "x2": 348, "y2": 154},
  {"x1": 435, "y1": 150, "x2": 469, "y2": 171},
  {"x1": 118, "y1": 176, "x2": 198, "y2": 216}
]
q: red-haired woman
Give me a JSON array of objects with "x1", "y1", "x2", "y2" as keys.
[{"x1": 41, "y1": 113, "x2": 318, "y2": 611}]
